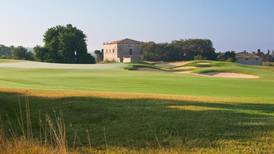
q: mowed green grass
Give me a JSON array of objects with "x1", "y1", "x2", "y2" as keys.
[
  {"x1": 1, "y1": 60, "x2": 274, "y2": 153},
  {"x1": 0, "y1": 60, "x2": 274, "y2": 102}
]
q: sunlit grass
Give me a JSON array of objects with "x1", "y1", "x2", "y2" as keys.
[
  {"x1": 168, "y1": 105, "x2": 223, "y2": 111},
  {"x1": 0, "y1": 61, "x2": 273, "y2": 102},
  {"x1": 0, "y1": 87, "x2": 273, "y2": 104}
]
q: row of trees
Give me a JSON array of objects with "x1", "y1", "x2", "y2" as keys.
[
  {"x1": 0, "y1": 45, "x2": 34, "y2": 60},
  {"x1": 141, "y1": 39, "x2": 217, "y2": 61},
  {"x1": 251, "y1": 49, "x2": 274, "y2": 62},
  {"x1": 216, "y1": 51, "x2": 236, "y2": 62},
  {"x1": 1, "y1": 38, "x2": 237, "y2": 63},
  {"x1": 216, "y1": 49, "x2": 274, "y2": 63},
  {"x1": 140, "y1": 40, "x2": 243, "y2": 62}
]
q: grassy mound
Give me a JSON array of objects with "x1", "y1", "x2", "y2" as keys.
[
  {"x1": 125, "y1": 63, "x2": 161, "y2": 71},
  {"x1": 125, "y1": 60, "x2": 265, "y2": 77}
]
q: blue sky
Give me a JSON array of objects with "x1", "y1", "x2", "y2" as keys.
[{"x1": 0, "y1": 0, "x2": 273, "y2": 52}]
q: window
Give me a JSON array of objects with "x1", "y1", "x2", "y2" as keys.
[
  {"x1": 113, "y1": 49, "x2": 115, "y2": 53},
  {"x1": 129, "y1": 48, "x2": 133, "y2": 55}
]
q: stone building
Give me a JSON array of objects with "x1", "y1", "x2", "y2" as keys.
[
  {"x1": 103, "y1": 38, "x2": 142, "y2": 63},
  {"x1": 236, "y1": 52, "x2": 262, "y2": 65}
]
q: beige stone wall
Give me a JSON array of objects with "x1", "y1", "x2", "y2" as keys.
[
  {"x1": 103, "y1": 40, "x2": 141, "y2": 63},
  {"x1": 103, "y1": 44, "x2": 120, "y2": 62}
]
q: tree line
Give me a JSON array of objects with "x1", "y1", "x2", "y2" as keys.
[
  {"x1": 141, "y1": 39, "x2": 238, "y2": 62},
  {"x1": 141, "y1": 40, "x2": 274, "y2": 62},
  {"x1": 0, "y1": 45, "x2": 34, "y2": 60}
]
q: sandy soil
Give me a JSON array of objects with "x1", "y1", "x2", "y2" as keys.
[
  {"x1": 198, "y1": 72, "x2": 259, "y2": 79},
  {"x1": 168, "y1": 61, "x2": 191, "y2": 67},
  {"x1": 0, "y1": 60, "x2": 124, "y2": 70}
]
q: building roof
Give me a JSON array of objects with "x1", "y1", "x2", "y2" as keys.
[{"x1": 104, "y1": 38, "x2": 142, "y2": 45}]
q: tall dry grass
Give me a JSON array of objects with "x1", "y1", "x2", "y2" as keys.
[{"x1": 0, "y1": 96, "x2": 76, "y2": 154}]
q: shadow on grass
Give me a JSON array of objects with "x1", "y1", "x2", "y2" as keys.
[{"x1": 1, "y1": 92, "x2": 274, "y2": 150}]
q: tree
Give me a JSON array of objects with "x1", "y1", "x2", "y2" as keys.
[
  {"x1": 171, "y1": 39, "x2": 216, "y2": 60},
  {"x1": 194, "y1": 55, "x2": 205, "y2": 60},
  {"x1": 0, "y1": 45, "x2": 12, "y2": 58},
  {"x1": 141, "y1": 42, "x2": 169, "y2": 61},
  {"x1": 39, "y1": 24, "x2": 95, "y2": 64},
  {"x1": 11, "y1": 46, "x2": 34, "y2": 60},
  {"x1": 34, "y1": 45, "x2": 49, "y2": 62},
  {"x1": 81, "y1": 53, "x2": 96, "y2": 64},
  {"x1": 217, "y1": 51, "x2": 236, "y2": 62},
  {"x1": 94, "y1": 50, "x2": 103, "y2": 63}
]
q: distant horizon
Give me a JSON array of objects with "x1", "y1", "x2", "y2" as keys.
[{"x1": 0, "y1": 0, "x2": 273, "y2": 52}]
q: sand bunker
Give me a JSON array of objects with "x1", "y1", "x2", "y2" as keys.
[
  {"x1": 168, "y1": 61, "x2": 191, "y2": 67},
  {"x1": 199, "y1": 72, "x2": 259, "y2": 79}
]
